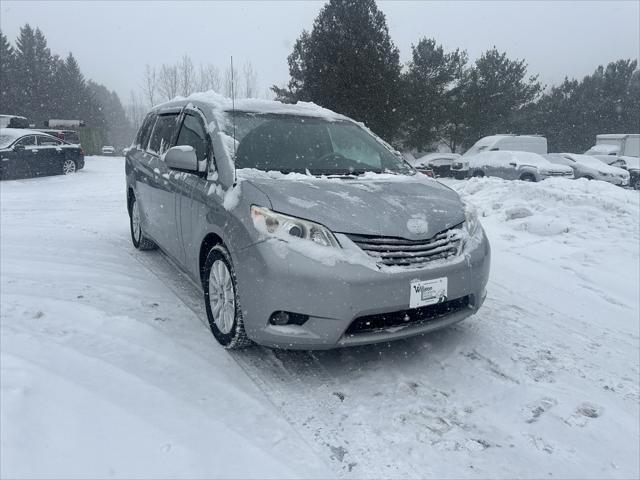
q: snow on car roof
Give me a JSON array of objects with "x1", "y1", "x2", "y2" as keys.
[
  {"x1": 470, "y1": 150, "x2": 550, "y2": 166},
  {"x1": 0, "y1": 128, "x2": 59, "y2": 148}
]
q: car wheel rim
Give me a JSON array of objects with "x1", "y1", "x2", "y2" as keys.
[
  {"x1": 209, "y1": 259, "x2": 235, "y2": 335},
  {"x1": 131, "y1": 200, "x2": 142, "y2": 242},
  {"x1": 63, "y1": 160, "x2": 76, "y2": 174}
]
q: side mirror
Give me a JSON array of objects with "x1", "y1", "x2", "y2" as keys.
[
  {"x1": 509, "y1": 162, "x2": 517, "y2": 167},
  {"x1": 13, "y1": 144, "x2": 24, "y2": 152},
  {"x1": 165, "y1": 145, "x2": 198, "y2": 172},
  {"x1": 212, "y1": 131, "x2": 236, "y2": 188}
]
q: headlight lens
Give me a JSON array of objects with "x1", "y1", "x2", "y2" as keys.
[
  {"x1": 250, "y1": 206, "x2": 340, "y2": 248},
  {"x1": 463, "y1": 204, "x2": 480, "y2": 237}
]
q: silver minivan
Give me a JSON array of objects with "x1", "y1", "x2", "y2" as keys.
[{"x1": 125, "y1": 94, "x2": 491, "y2": 349}]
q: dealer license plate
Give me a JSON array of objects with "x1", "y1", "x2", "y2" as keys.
[{"x1": 409, "y1": 277, "x2": 448, "y2": 308}]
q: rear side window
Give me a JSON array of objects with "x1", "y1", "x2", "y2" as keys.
[
  {"x1": 136, "y1": 113, "x2": 156, "y2": 149},
  {"x1": 63, "y1": 132, "x2": 80, "y2": 144},
  {"x1": 37, "y1": 136, "x2": 62, "y2": 146},
  {"x1": 148, "y1": 114, "x2": 179, "y2": 155},
  {"x1": 176, "y1": 114, "x2": 208, "y2": 162}
]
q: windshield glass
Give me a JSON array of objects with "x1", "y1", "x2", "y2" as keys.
[{"x1": 228, "y1": 113, "x2": 412, "y2": 175}]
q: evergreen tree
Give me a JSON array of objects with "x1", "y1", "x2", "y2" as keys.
[
  {"x1": 402, "y1": 38, "x2": 467, "y2": 151},
  {"x1": 457, "y1": 48, "x2": 542, "y2": 149},
  {"x1": 273, "y1": 0, "x2": 402, "y2": 139},
  {"x1": 0, "y1": 30, "x2": 17, "y2": 113},
  {"x1": 527, "y1": 59, "x2": 639, "y2": 152}
]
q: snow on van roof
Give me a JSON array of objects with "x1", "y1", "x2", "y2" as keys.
[{"x1": 154, "y1": 90, "x2": 349, "y2": 122}]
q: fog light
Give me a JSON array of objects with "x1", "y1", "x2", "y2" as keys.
[{"x1": 269, "y1": 311, "x2": 309, "y2": 326}]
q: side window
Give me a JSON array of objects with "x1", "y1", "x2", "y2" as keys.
[
  {"x1": 136, "y1": 113, "x2": 156, "y2": 150},
  {"x1": 37, "y1": 136, "x2": 62, "y2": 146},
  {"x1": 15, "y1": 136, "x2": 36, "y2": 147},
  {"x1": 148, "y1": 114, "x2": 179, "y2": 155},
  {"x1": 176, "y1": 114, "x2": 208, "y2": 162}
]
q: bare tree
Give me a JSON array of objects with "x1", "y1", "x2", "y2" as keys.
[
  {"x1": 126, "y1": 91, "x2": 146, "y2": 130},
  {"x1": 223, "y1": 64, "x2": 239, "y2": 98},
  {"x1": 177, "y1": 54, "x2": 195, "y2": 97},
  {"x1": 197, "y1": 63, "x2": 221, "y2": 92},
  {"x1": 243, "y1": 61, "x2": 258, "y2": 98},
  {"x1": 158, "y1": 64, "x2": 179, "y2": 100},
  {"x1": 142, "y1": 64, "x2": 157, "y2": 107}
]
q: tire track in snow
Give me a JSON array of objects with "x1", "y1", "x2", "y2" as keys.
[{"x1": 124, "y1": 243, "x2": 364, "y2": 477}]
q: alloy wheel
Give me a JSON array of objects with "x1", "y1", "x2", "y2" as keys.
[
  {"x1": 63, "y1": 159, "x2": 76, "y2": 174},
  {"x1": 208, "y1": 259, "x2": 236, "y2": 334}
]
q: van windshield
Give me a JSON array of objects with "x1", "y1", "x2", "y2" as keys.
[{"x1": 227, "y1": 113, "x2": 413, "y2": 176}]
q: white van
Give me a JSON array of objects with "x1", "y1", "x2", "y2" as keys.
[
  {"x1": 585, "y1": 134, "x2": 639, "y2": 158},
  {"x1": 463, "y1": 135, "x2": 548, "y2": 157}
]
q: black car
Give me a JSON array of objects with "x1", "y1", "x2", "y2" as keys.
[{"x1": 0, "y1": 128, "x2": 85, "y2": 180}]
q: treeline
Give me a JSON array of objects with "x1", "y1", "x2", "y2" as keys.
[
  {"x1": 273, "y1": 0, "x2": 639, "y2": 153},
  {"x1": 0, "y1": 25, "x2": 133, "y2": 153}
]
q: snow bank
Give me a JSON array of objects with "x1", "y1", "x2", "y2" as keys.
[{"x1": 451, "y1": 177, "x2": 639, "y2": 239}]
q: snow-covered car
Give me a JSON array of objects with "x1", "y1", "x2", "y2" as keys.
[
  {"x1": 544, "y1": 153, "x2": 629, "y2": 186},
  {"x1": 413, "y1": 153, "x2": 461, "y2": 178},
  {"x1": 450, "y1": 157, "x2": 470, "y2": 179},
  {"x1": 0, "y1": 128, "x2": 84, "y2": 180},
  {"x1": 101, "y1": 145, "x2": 115, "y2": 155},
  {"x1": 126, "y1": 93, "x2": 491, "y2": 350},
  {"x1": 468, "y1": 150, "x2": 573, "y2": 182},
  {"x1": 593, "y1": 154, "x2": 640, "y2": 190}
]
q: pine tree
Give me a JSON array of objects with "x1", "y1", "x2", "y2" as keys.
[
  {"x1": 402, "y1": 38, "x2": 467, "y2": 151},
  {"x1": 0, "y1": 30, "x2": 17, "y2": 114},
  {"x1": 273, "y1": 0, "x2": 402, "y2": 140},
  {"x1": 457, "y1": 48, "x2": 542, "y2": 149}
]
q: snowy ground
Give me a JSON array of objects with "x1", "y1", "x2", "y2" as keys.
[{"x1": 1, "y1": 156, "x2": 639, "y2": 479}]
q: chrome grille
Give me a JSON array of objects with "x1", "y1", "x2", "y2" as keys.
[{"x1": 346, "y1": 227, "x2": 463, "y2": 267}]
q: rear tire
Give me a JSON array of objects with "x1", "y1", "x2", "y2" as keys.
[
  {"x1": 203, "y1": 245, "x2": 252, "y2": 349},
  {"x1": 129, "y1": 195, "x2": 157, "y2": 250},
  {"x1": 62, "y1": 159, "x2": 77, "y2": 175},
  {"x1": 634, "y1": 177, "x2": 640, "y2": 190}
]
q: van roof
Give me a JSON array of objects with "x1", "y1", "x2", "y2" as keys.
[
  {"x1": 596, "y1": 134, "x2": 640, "y2": 140},
  {"x1": 152, "y1": 91, "x2": 349, "y2": 124}
]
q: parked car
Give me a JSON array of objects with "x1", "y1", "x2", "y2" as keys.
[
  {"x1": 468, "y1": 150, "x2": 573, "y2": 181},
  {"x1": 544, "y1": 153, "x2": 629, "y2": 186},
  {"x1": 593, "y1": 155, "x2": 640, "y2": 190},
  {"x1": 585, "y1": 134, "x2": 639, "y2": 158},
  {"x1": 413, "y1": 153, "x2": 461, "y2": 178},
  {"x1": 102, "y1": 145, "x2": 115, "y2": 155},
  {"x1": 0, "y1": 128, "x2": 84, "y2": 180},
  {"x1": 35, "y1": 128, "x2": 81, "y2": 145},
  {"x1": 464, "y1": 134, "x2": 548, "y2": 157},
  {"x1": 126, "y1": 94, "x2": 491, "y2": 350}
]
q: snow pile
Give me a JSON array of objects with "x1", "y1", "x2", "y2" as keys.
[{"x1": 451, "y1": 176, "x2": 639, "y2": 239}]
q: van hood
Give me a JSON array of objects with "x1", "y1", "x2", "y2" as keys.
[{"x1": 238, "y1": 170, "x2": 465, "y2": 240}]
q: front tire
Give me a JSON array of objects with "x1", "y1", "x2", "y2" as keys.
[
  {"x1": 520, "y1": 173, "x2": 537, "y2": 182},
  {"x1": 472, "y1": 169, "x2": 485, "y2": 178},
  {"x1": 203, "y1": 245, "x2": 252, "y2": 349},
  {"x1": 129, "y1": 195, "x2": 157, "y2": 250}
]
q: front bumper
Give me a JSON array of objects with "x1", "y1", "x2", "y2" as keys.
[{"x1": 233, "y1": 229, "x2": 491, "y2": 349}]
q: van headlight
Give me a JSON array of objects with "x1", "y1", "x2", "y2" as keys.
[
  {"x1": 463, "y1": 204, "x2": 480, "y2": 237},
  {"x1": 251, "y1": 206, "x2": 340, "y2": 248}
]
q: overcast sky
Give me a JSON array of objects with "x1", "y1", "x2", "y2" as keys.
[{"x1": 1, "y1": 0, "x2": 639, "y2": 104}]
